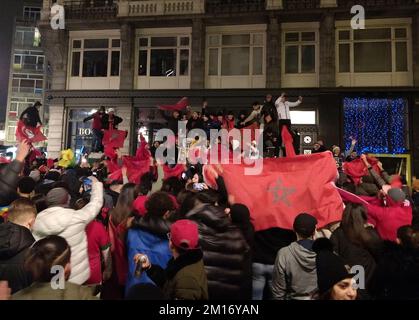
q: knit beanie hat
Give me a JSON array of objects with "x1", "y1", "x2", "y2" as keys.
[
  {"x1": 46, "y1": 187, "x2": 70, "y2": 208},
  {"x1": 388, "y1": 188, "x2": 406, "y2": 203},
  {"x1": 314, "y1": 238, "x2": 352, "y2": 295}
]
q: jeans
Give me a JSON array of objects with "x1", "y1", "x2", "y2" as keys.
[
  {"x1": 252, "y1": 263, "x2": 274, "y2": 300},
  {"x1": 92, "y1": 128, "x2": 103, "y2": 152}
]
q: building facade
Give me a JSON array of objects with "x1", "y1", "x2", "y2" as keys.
[
  {"x1": 5, "y1": 0, "x2": 49, "y2": 145},
  {"x1": 39, "y1": 0, "x2": 419, "y2": 176}
]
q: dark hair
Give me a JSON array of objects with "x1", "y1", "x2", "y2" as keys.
[
  {"x1": 31, "y1": 194, "x2": 48, "y2": 213},
  {"x1": 110, "y1": 183, "x2": 138, "y2": 225},
  {"x1": 396, "y1": 225, "x2": 419, "y2": 249},
  {"x1": 161, "y1": 177, "x2": 185, "y2": 196},
  {"x1": 24, "y1": 235, "x2": 71, "y2": 282},
  {"x1": 145, "y1": 191, "x2": 174, "y2": 218},
  {"x1": 341, "y1": 203, "x2": 374, "y2": 248},
  {"x1": 18, "y1": 177, "x2": 37, "y2": 194},
  {"x1": 195, "y1": 189, "x2": 219, "y2": 205},
  {"x1": 137, "y1": 173, "x2": 153, "y2": 195},
  {"x1": 176, "y1": 190, "x2": 196, "y2": 218},
  {"x1": 252, "y1": 101, "x2": 259, "y2": 106}
]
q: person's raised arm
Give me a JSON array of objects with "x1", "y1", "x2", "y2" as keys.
[
  {"x1": 361, "y1": 154, "x2": 386, "y2": 189},
  {"x1": 344, "y1": 138, "x2": 357, "y2": 157},
  {"x1": 83, "y1": 114, "x2": 94, "y2": 123},
  {"x1": 75, "y1": 176, "x2": 104, "y2": 224},
  {"x1": 287, "y1": 96, "x2": 303, "y2": 108}
]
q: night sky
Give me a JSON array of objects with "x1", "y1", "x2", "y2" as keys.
[{"x1": 0, "y1": 0, "x2": 24, "y2": 123}]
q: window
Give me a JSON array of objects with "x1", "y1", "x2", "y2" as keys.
[
  {"x1": 138, "y1": 35, "x2": 190, "y2": 77},
  {"x1": 337, "y1": 26, "x2": 409, "y2": 73},
  {"x1": 23, "y1": 7, "x2": 41, "y2": 22},
  {"x1": 207, "y1": 32, "x2": 264, "y2": 76},
  {"x1": 290, "y1": 111, "x2": 316, "y2": 125},
  {"x1": 11, "y1": 75, "x2": 43, "y2": 94},
  {"x1": 284, "y1": 31, "x2": 316, "y2": 74},
  {"x1": 70, "y1": 38, "x2": 121, "y2": 78}
]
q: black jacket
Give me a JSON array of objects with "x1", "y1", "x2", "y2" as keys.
[
  {"x1": 102, "y1": 114, "x2": 123, "y2": 130},
  {"x1": 20, "y1": 106, "x2": 42, "y2": 128},
  {"x1": 330, "y1": 226, "x2": 382, "y2": 288},
  {"x1": 261, "y1": 101, "x2": 278, "y2": 122},
  {"x1": 0, "y1": 160, "x2": 24, "y2": 206},
  {"x1": 253, "y1": 228, "x2": 296, "y2": 265},
  {"x1": 0, "y1": 222, "x2": 35, "y2": 293},
  {"x1": 370, "y1": 241, "x2": 419, "y2": 300},
  {"x1": 186, "y1": 118, "x2": 203, "y2": 131},
  {"x1": 185, "y1": 204, "x2": 251, "y2": 299}
]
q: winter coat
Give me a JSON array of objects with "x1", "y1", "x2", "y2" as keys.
[
  {"x1": 0, "y1": 160, "x2": 23, "y2": 206},
  {"x1": 330, "y1": 226, "x2": 382, "y2": 287},
  {"x1": 125, "y1": 216, "x2": 172, "y2": 293},
  {"x1": 185, "y1": 203, "x2": 251, "y2": 300},
  {"x1": 370, "y1": 241, "x2": 419, "y2": 300},
  {"x1": 272, "y1": 241, "x2": 318, "y2": 300},
  {"x1": 12, "y1": 281, "x2": 98, "y2": 300},
  {"x1": 0, "y1": 222, "x2": 35, "y2": 293},
  {"x1": 187, "y1": 118, "x2": 203, "y2": 131},
  {"x1": 147, "y1": 249, "x2": 208, "y2": 300},
  {"x1": 102, "y1": 114, "x2": 123, "y2": 130},
  {"x1": 32, "y1": 180, "x2": 104, "y2": 285},
  {"x1": 253, "y1": 228, "x2": 296, "y2": 265}
]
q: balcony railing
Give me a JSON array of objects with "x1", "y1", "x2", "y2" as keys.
[
  {"x1": 118, "y1": 0, "x2": 205, "y2": 17},
  {"x1": 206, "y1": 0, "x2": 266, "y2": 13},
  {"x1": 64, "y1": 0, "x2": 117, "y2": 19},
  {"x1": 12, "y1": 87, "x2": 43, "y2": 95},
  {"x1": 13, "y1": 64, "x2": 45, "y2": 72},
  {"x1": 337, "y1": 0, "x2": 416, "y2": 7},
  {"x1": 283, "y1": 0, "x2": 320, "y2": 9}
]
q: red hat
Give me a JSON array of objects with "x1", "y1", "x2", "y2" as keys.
[
  {"x1": 170, "y1": 220, "x2": 199, "y2": 250},
  {"x1": 133, "y1": 195, "x2": 148, "y2": 216},
  {"x1": 38, "y1": 165, "x2": 49, "y2": 174}
]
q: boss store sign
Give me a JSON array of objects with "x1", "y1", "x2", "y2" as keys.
[{"x1": 78, "y1": 128, "x2": 92, "y2": 136}]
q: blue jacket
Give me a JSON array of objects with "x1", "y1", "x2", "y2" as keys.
[{"x1": 125, "y1": 217, "x2": 172, "y2": 293}]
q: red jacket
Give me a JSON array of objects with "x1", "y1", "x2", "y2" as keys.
[{"x1": 363, "y1": 196, "x2": 412, "y2": 242}]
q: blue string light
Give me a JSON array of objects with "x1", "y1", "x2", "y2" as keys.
[{"x1": 343, "y1": 97, "x2": 407, "y2": 154}]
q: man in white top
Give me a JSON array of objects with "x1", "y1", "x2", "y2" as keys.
[
  {"x1": 274, "y1": 93, "x2": 303, "y2": 156},
  {"x1": 275, "y1": 92, "x2": 303, "y2": 121}
]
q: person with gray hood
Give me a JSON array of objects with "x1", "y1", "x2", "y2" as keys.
[{"x1": 272, "y1": 213, "x2": 318, "y2": 300}]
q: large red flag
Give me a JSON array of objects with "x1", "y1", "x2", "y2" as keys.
[
  {"x1": 158, "y1": 97, "x2": 190, "y2": 111},
  {"x1": 343, "y1": 156, "x2": 380, "y2": 185},
  {"x1": 102, "y1": 129, "x2": 127, "y2": 149},
  {"x1": 281, "y1": 125, "x2": 296, "y2": 157},
  {"x1": 207, "y1": 152, "x2": 343, "y2": 231},
  {"x1": 16, "y1": 120, "x2": 47, "y2": 143}
]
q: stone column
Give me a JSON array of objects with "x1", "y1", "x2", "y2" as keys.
[
  {"x1": 47, "y1": 103, "x2": 65, "y2": 159},
  {"x1": 120, "y1": 23, "x2": 135, "y2": 90},
  {"x1": 266, "y1": 15, "x2": 281, "y2": 89},
  {"x1": 191, "y1": 18, "x2": 205, "y2": 89},
  {"x1": 319, "y1": 12, "x2": 335, "y2": 87}
]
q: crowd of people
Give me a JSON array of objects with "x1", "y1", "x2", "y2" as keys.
[{"x1": 0, "y1": 92, "x2": 419, "y2": 301}]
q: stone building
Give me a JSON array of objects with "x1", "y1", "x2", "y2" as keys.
[{"x1": 38, "y1": 0, "x2": 419, "y2": 177}]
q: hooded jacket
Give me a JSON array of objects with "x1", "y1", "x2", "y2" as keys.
[
  {"x1": 125, "y1": 216, "x2": 172, "y2": 293},
  {"x1": 185, "y1": 203, "x2": 251, "y2": 300},
  {"x1": 32, "y1": 180, "x2": 104, "y2": 285},
  {"x1": 0, "y1": 222, "x2": 35, "y2": 293},
  {"x1": 272, "y1": 241, "x2": 318, "y2": 300}
]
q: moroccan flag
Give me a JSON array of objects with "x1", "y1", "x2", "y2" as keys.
[
  {"x1": 206, "y1": 152, "x2": 343, "y2": 231},
  {"x1": 16, "y1": 120, "x2": 47, "y2": 143},
  {"x1": 163, "y1": 163, "x2": 185, "y2": 180},
  {"x1": 158, "y1": 97, "x2": 190, "y2": 111},
  {"x1": 281, "y1": 125, "x2": 296, "y2": 157},
  {"x1": 102, "y1": 129, "x2": 127, "y2": 149},
  {"x1": 343, "y1": 156, "x2": 380, "y2": 185}
]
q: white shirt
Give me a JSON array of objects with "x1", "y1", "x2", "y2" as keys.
[{"x1": 275, "y1": 97, "x2": 302, "y2": 120}]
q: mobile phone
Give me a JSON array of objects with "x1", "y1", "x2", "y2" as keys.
[{"x1": 83, "y1": 178, "x2": 92, "y2": 192}]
